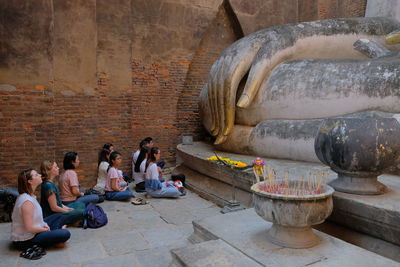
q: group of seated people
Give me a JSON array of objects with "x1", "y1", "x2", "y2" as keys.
[
  {"x1": 10, "y1": 137, "x2": 185, "y2": 258},
  {"x1": 131, "y1": 137, "x2": 184, "y2": 197}
]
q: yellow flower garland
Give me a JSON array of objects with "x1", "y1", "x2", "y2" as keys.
[{"x1": 205, "y1": 155, "x2": 248, "y2": 168}]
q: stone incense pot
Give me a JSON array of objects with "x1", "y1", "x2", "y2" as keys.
[
  {"x1": 314, "y1": 112, "x2": 400, "y2": 195},
  {"x1": 251, "y1": 182, "x2": 334, "y2": 249}
]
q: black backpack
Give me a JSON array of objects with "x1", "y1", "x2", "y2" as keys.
[
  {"x1": 0, "y1": 188, "x2": 19, "y2": 222},
  {"x1": 83, "y1": 203, "x2": 108, "y2": 229}
]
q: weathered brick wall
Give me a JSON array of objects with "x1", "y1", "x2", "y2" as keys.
[
  {"x1": 131, "y1": 58, "x2": 192, "y2": 165},
  {"x1": 0, "y1": 0, "x2": 367, "y2": 187}
]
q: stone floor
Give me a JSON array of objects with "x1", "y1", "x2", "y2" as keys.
[
  {"x1": 182, "y1": 208, "x2": 399, "y2": 267},
  {"x1": 0, "y1": 190, "x2": 221, "y2": 266}
]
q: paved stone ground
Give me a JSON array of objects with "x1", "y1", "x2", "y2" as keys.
[{"x1": 0, "y1": 189, "x2": 221, "y2": 266}]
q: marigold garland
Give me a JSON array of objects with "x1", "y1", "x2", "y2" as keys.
[{"x1": 205, "y1": 154, "x2": 248, "y2": 168}]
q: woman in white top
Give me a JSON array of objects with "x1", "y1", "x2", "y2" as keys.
[
  {"x1": 133, "y1": 146, "x2": 149, "y2": 192},
  {"x1": 93, "y1": 148, "x2": 111, "y2": 194},
  {"x1": 144, "y1": 147, "x2": 182, "y2": 198},
  {"x1": 11, "y1": 169, "x2": 70, "y2": 251}
]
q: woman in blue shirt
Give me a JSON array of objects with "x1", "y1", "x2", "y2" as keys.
[{"x1": 40, "y1": 160, "x2": 85, "y2": 227}]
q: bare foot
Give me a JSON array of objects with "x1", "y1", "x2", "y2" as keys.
[
  {"x1": 62, "y1": 225, "x2": 67, "y2": 229},
  {"x1": 54, "y1": 242, "x2": 66, "y2": 248}
]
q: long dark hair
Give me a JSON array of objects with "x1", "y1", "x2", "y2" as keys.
[
  {"x1": 103, "y1": 143, "x2": 113, "y2": 150},
  {"x1": 143, "y1": 137, "x2": 152, "y2": 143},
  {"x1": 98, "y1": 148, "x2": 111, "y2": 166},
  {"x1": 139, "y1": 139, "x2": 149, "y2": 149},
  {"x1": 108, "y1": 151, "x2": 121, "y2": 172},
  {"x1": 63, "y1": 152, "x2": 78, "y2": 170},
  {"x1": 145, "y1": 147, "x2": 159, "y2": 171},
  {"x1": 135, "y1": 146, "x2": 150, "y2": 172},
  {"x1": 18, "y1": 169, "x2": 34, "y2": 195}
]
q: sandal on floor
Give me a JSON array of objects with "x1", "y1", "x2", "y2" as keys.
[
  {"x1": 32, "y1": 245, "x2": 46, "y2": 256},
  {"x1": 131, "y1": 198, "x2": 148, "y2": 205},
  {"x1": 20, "y1": 247, "x2": 43, "y2": 260}
]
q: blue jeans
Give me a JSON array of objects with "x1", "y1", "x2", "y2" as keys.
[
  {"x1": 63, "y1": 194, "x2": 99, "y2": 206},
  {"x1": 105, "y1": 189, "x2": 133, "y2": 201},
  {"x1": 44, "y1": 213, "x2": 67, "y2": 230},
  {"x1": 44, "y1": 203, "x2": 85, "y2": 228},
  {"x1": 146, "y1": 182, "x2": 181, "y2": 198},
  {"x1": 13, "y1": 229, "x2": 71, "y2": 250}
]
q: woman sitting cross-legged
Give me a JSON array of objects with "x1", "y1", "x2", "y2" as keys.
[
  {"x1": 59, "y1": 152, "x2": 100, "y2": 206},
  {"x1": 93, "y1": 148, "x2": 111, "y2": 194},
  {"x1": 104, "y1": 151, "x2": 134, "y2": 201},
  {"x1": 133, "y1": 146, "x2": 149, "y2": 193},
  {"x1": 144, "y1": 147, "x2": 182, "y2": 198},
  {"x1": 40, "y1": 160, "x2": 85, "y2": 227},
  {"x1": 11, "y1": 169, "x2": 71, "y2": 253}
]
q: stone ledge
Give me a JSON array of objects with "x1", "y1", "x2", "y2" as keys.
[{"x1": 176, "y1": 142, "x2": 400, "y2": 246}]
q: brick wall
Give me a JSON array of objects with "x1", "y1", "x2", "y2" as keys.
[
  {"x1": 0, "y1": 0, "x2": 367, "y2": 187},
  {"x1": 131, "y1": 58, "x2": 191, "y2": 165}
]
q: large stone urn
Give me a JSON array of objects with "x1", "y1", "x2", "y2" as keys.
[
  {"x1": 251, "y1": 182, "x2": 334, "y2": 249},
  {"x1": 314, "y1": 112, "x2": 400, "y2": 195}
]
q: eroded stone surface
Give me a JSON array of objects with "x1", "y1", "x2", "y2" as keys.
[{"x1": 200, "y1": 17, "x2": 400, "y2": 163}]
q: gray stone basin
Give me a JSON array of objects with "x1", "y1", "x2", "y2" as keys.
[{"x1": 251, "y1": 182, "x2": 334, "y2": 248}]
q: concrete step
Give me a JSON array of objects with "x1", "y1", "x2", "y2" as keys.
[
  {"x1": 314, "y1": 221, "x2": 400, "y2": 262},
  {"x1": 170, "y1": 239, "x2": 262, "y2": 267},
  {"x1": 176, "y1": 142, "x2": 400, "y2": 247},
  {"x1": 187, "y1": 208, "x2": 399, "y2": 266}
]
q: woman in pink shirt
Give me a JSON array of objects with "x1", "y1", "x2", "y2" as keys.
[
  {"x1": 105, "y1": 151, "x2": 134, "y2": 201},
  {"x1": 59, "y1": 152, "x2": 99, "y2": 205}
]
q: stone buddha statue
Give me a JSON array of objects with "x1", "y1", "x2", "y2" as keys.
[{"x1": 199, "y1": 17, "x2": 400, "y2": 162}]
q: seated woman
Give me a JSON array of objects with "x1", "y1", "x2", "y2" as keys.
[
  {"x1": 133, "y1": 146, "x2": 149, "y2": 192},
  {"x1": 93, "y1": 148, "x2": 111, "y2": 194},
  {"x1": 103, "y1": 142, "x2": 114, "y2": 152},
  {"x1": 104, "y1": 151, "x2": 134, "y2": 201},
  {"x1": 59, "y1": 152, "x2": 100, "y2": 205},
  {"x1": 132, "y1": 140, "x2": 149, "y2": 177},
  {"x1": 40, "y1": 160, "x2": 85, "y2": 227},
  {"x1": 11, "y1": 169, "x2": 71, "y2": 252},
  {"x1": 144, "y1": 147, "x2": 182, "y2": 198}
]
